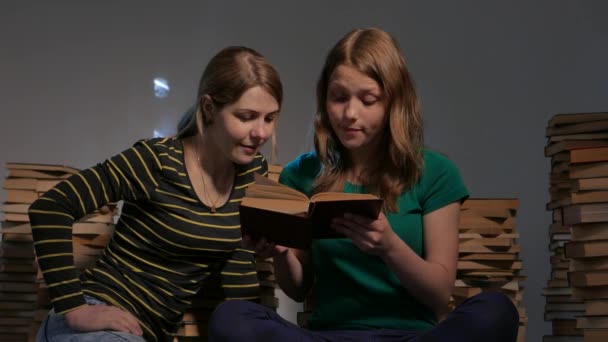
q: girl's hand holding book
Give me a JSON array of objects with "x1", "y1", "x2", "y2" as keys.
[
  {"x1": 331, "y1": 212, "x2": 399, "y2": 257},
  {"x1": 242, "y1": 234, "x2": 289, "y2": 259}
]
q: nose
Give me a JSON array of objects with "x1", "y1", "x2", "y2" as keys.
[
  {"x1": 344, "y1": 99, "x2": 358, "y2": 120},
  {"x1": 251, "y1": 120, "x2": 271, "y2": 141}
]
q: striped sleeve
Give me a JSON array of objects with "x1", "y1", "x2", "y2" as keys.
[{"x1": 28, "y1": 139, "x2": 161, "y2": 314}]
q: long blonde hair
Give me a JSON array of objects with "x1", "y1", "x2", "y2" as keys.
[
  {"x1": 313, "y1": 28, "x2": 424, "y2": 212},
  {"x1": 176, "y1": 46, "x2": 283, "y2": 160}
]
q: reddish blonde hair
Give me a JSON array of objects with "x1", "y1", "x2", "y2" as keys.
[{"x1": 313, "y1": 28, "x2": 424, "y2": 212}]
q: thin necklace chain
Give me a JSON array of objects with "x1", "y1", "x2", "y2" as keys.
[{"x1": 195, "y1": 146, "x2": 222, "y2": 213}]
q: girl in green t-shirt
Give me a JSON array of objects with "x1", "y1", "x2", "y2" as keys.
[{"x1": 209, "y1": 28, "x2": 519, "y2": 342}]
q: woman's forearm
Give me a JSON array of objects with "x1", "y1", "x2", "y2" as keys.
[
  {"x1": 381, "y1": 235, "x2": 455, "y2": 315},
  {"x1": 273, "y1": 249, "x2": 313, "y2": 302}
]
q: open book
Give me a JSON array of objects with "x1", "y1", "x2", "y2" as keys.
[{"x1": 239, "y1": 174, "x2": 383, "y2": 249}]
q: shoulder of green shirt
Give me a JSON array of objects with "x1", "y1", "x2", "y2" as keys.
[
  {"x1": 279, "y1": 151, "x2": 321, "y2": 193},
  {"x1": 419, "y1": 148, "x2": 469, "y2": 213}
]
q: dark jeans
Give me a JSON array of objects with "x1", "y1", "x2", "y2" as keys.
[{"x1": 208, "y1": 291, "x2": 519, "y2": 342}]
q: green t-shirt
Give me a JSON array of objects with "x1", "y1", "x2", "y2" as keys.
[{"x1": 279, "y1": 149, "x2": 469, "y2": 332}]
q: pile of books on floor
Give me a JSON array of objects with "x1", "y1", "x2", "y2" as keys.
[
  {"x1": 543, "y1": 112, "x2": 608, "y2": 342},
  {"x1": 0, "y1": 162, "x2": 117, "y2": 342},
  {"x1": 450, "y1": 198, "x2": 527, "y2": 342}
]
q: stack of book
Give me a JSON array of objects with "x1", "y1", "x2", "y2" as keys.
[
  {"x1": 451, "y1": 198, "x2": 527, "y2": 342},
  {"x1": 1, "y1": 163, "x2": 80, "y2": 341},
  {"x1": 544, "y1": 112, "x2": 608, "y2": 342},
  {"x1": 256, "y1": 256, "x2": 279, "y2": 310},
  {"x1": 0, "y1": 162, "x2": 118, "y2": 341}
]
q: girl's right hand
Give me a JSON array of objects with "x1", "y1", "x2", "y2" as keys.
[
  {"x1": 64, "y1": 304, "x2": 143, "y2": 336},
  {"x1": 242, "y1": 235, "x2": 289, "y2": 259}
]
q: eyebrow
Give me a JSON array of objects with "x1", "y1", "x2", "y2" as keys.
[
  {"x1": 328, "y1": 82, "x2": 380, "y2": 93},
  {"x1": 328, "y1": 86, "x2": 381, "y2": 98},
  {"x1": 235, "y1": 108, "x2": 280, "y2": 116}
]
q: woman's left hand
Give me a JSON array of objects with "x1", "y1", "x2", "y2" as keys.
[{"x1": 331, "y1": 212, "x2": 398, "y2": 256}]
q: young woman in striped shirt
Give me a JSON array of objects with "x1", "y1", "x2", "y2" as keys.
[{"x1": 29, "y1": 46, "x2": 283, "y2": 342}]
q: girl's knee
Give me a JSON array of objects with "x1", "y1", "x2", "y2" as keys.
[
  {"x1": 478, "y1": 292, "x2": 518, "y2": 320},
  {"x1": 472, "y1": 292, "x2": 519, "y2": 338}
]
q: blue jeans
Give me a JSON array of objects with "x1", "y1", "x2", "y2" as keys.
[
  {"x1": 36, "y1": 296, "x2": 146, "y2": 342},
  {"x1": 208, "y1": 291, "x2": 520, "y2": 342}
]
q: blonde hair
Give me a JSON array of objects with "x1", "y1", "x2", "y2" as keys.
[
  {"x1": 313, "y1": 28, "x2": 424, "y2": 212},
  {"x1": 177, "y1": 46, "x2": 283, "y2": 161}
]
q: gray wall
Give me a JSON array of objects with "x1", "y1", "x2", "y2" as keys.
[{"x1": 2, "y1": 1, "x2": 608, "y2": 340}]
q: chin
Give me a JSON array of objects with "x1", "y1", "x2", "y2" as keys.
[
  {"x1": 231, "y1": 153, "x2": 257, "y2": 165},
  {"x1": 340, "y1": 141, "x2": 365, "y2": 151}
]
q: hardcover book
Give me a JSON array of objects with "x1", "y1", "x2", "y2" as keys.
[{"x1": 239, "y1": 174, "x2": 383, "y2": 249}]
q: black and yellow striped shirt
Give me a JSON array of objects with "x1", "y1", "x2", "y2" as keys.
[{"x1": 29, "y1": 137, "x2": 267, "y2": 341}]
